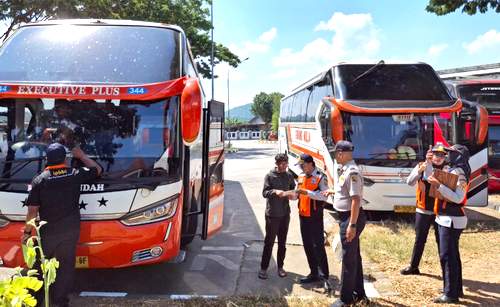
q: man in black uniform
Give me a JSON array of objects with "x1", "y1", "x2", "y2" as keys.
[
  {"x1": 22, "y1": 143, "x2": 102, "y2": 307},
  {"x1": 259, "y1": 153, "x2": 296, "y2": 279}
]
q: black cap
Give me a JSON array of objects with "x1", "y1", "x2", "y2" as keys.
[
  {"x1": 333, "y1": 140, "x2": 354, "y2": 152},
  {"x1": 296, "y1": 153, "x2": 314, "y2": 165},
  {"x1": 46, "y1": 143, "x2": 66, "y2": 166}
]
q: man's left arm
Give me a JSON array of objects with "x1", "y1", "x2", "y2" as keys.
[{"x1": 346, "y1": 172, "x2": 362, "y2": 242}]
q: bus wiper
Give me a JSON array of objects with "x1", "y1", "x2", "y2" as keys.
[{"x1": 348, "y1": 60, "x2": 385, "y2": 86}]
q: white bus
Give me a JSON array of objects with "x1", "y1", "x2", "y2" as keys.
[{"x1": 279, "y1": 62, "x2": 489, "y2": 212}]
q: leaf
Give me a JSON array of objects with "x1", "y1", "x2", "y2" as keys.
[
  {"x1": 42, "y1": 258, "x2": 59, "y2": 287},
  {"x1": 22, "y1": 243, "x2": 37, "y2": 269}
]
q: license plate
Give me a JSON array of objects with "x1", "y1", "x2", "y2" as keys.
[
  {"x1": 394, "y1": 205, "x2": 415, "y2": 213},
  {"x1": 75, "y1": 256, "x2": 89, "y2": 268}
]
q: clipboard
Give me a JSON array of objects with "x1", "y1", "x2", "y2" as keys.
[{"x1": 429, "y1": 169, "x2": 458, "y2": 200}]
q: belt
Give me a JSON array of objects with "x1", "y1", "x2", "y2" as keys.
[{"x1": 336, "y1": 207, "x2": 364, "y2": 219}]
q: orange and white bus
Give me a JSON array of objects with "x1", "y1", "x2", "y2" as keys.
[
  {"x1": 0, "y1": 20, "x2": 224, "y2": 268},
  {"x1": 279, "y1": 62, "x2": 488, "y2": 212}
]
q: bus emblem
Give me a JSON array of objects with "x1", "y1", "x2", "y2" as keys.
[{"x1": 0, "y1": 86, "x2": 10, "y2": 93}]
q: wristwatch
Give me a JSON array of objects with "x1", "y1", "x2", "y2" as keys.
[{"x1": 349, "y1": 223, "x2": 357, "y2": 228}]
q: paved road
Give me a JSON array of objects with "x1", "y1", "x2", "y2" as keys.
[{"x1": 72, "y1": 140, "x2": 337, "y2": 299}]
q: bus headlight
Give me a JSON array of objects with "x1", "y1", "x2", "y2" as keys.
[{"x1": 120, "y1": 196, "x2": 178, "y2": 226}]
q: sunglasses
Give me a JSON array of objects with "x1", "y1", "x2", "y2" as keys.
[{"x1": 433, "y1": 152, "x2": 446, "y2": 158}]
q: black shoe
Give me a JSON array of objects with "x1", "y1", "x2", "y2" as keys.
[
  {"x1": 433, "y1": 295, "x2": 458, "y2": 304},
  {"x1": 299, "y1": 274, "x2": 320, "y2": 284},
  {"x1": 354, "y1": 294, "x2": 370, "y2": 304},
  {"x1": 400, "y1": 266, "x2": 420, "y2": 275},
  {"x1": 323, "y1": 279, "x2": 333, "y2": 293},
  {"x1": 331, "y1": 299, "x2": 350, "y2": 307}
]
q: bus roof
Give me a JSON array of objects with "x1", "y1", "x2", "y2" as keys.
[
  {"x1": 445, "y1": 79, "x2": 500, "y2": 86},
  {"x1": 19, "y1": 19, "x2": 184, "y2": 33},
  {"x1": 285, "y1": 61, "x2": 434, "y2": 100}
]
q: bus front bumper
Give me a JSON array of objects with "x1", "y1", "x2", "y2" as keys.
[{"x1": 0, "y1": 217, "x2": 182, "y2": 269}]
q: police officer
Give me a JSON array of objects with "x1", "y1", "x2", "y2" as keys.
[
  {"x1": 22, "y1": 143, "x2": 102, "y2": 307},
  {"x1": 295, "y1": 153, "x2": 330, "y2": 285},
  {"x1": 427, "y1": 144, "x2": 469, "y2": 304},
  {"x1": 401, "y1": 143, "x2": 446, "y2": 275},
  {"x1": 324, "y1": 140, "x2": 368, "y2": 307}
]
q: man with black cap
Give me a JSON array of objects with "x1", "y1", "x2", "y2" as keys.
[
  {"x1": 258, "y1": 153, "x2": 296, "y2": 279},
  {"x1": 295, "y1": 153, "x2": 330, "y2": 287},
  {"x1": 323, "y1": 140, "x2": 367, "y2": 306},
  {"x1": 22, "y1": 143, "x2": 102, "y2": 307}
]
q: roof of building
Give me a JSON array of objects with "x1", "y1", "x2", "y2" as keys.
[{"x1": 248, "y1": 116, "x2": 265, "y2": 125}]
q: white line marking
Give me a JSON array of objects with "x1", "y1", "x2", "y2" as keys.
[
  {"x1": 364, "y1": 281, "x2": 380, "y2": 298},
  {"x1": 201, "y1": 246, "x2": 244, "y2": 251},
  {"x1": 79, "y1": 292, "x2": 127, "y2": 297},
  {"x1": 170, "y1": 295, "x2": 218, "y2": 300}
]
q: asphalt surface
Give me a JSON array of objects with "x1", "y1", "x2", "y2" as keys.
[{"x1": 71, "y1": 140, "x2": 337, "y2": 299}]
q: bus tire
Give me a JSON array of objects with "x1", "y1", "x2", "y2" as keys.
[{"x1": 181, "y1": 196, "x2": 199, "y2": 247}]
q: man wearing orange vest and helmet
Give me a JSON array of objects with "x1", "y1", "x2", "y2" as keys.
[
  {"x1": 401, "y1": 143, "x2": 446, "y2": 276},
  {"x1": 295, "y1": 153, "x2": 330, "y2": 287}
]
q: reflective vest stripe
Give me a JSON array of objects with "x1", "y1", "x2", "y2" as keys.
[{"x1": 298, "y1": 174, "x2": 321, "y2": 217}]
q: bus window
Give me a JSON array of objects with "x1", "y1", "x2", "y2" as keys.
[
  {"x1": 308, "y1": 79, "x2": 332, "y2": 122},
  {"x1": 319, "y1": 105, "x2": 334, "y2": 152}
]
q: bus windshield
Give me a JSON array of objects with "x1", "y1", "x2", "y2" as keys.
[
  {"x1": 342, "y1": 114, "x2": 451, "y2": 166},
  {"x1": 0, "y1": 25, "x2": 180, "y2": 84},
  {"x1": 489, "y1": 125, "x2": 500, "y2": 166},
  {"x1": 0, "y1": 98, "x2": 181, "y2": 192},
  {"x1": 334, "y1": 64, "x2": 451, "y2": 101},
  {"x1": 457, "y1": 84, "x2": 500, "y2": 111}
]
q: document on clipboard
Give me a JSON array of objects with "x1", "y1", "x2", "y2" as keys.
[{"x1": 429, "y1": 169, "x2": 458, "y2": 200}]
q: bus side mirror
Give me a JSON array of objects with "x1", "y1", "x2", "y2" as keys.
[
  {"x1": 475, "y1": 105, "x2": 488, "y2": 145},
  {"x1": 181, "y1": 78, "x2": 202, "y2": 145},
  {"x1": 331, "y1": 106, "x2": 343, "y2": 142}
]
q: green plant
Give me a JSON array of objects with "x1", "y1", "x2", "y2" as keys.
[
  {"x1": 0, "y1": 268, "x2": 42, "y2": 307},
  {"x1": 0, "y1": 219, "x2": 59, "y2": 307}
]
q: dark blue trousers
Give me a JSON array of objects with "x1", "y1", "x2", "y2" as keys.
[
  {"x1": 438, "y1": 224, "x2": 463, "y2": 299},
  {"x1": 299, "y1": 215, "x2": 329, "y2": 277},
  {"x1": 338, "y1": 209, "x2": 366, "y2": 304},
  {"x1": 410, "y1": 212, "x2": 439, "y2": 268}
]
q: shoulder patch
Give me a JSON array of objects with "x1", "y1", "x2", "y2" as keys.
[{"x1": 350, "y1": 174, "x2": 359, "y2": 183}]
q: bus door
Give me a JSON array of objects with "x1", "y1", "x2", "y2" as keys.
[
  {"x1": 453, "y1": 102, "x2": 489, "y2": 206},
  {"x1": 201, "y1": 100, "x2": 225, "y2": 239}
]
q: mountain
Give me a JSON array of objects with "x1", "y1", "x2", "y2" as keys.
[{"x1": 225, "y1": 103, "x2": 253, "y2": 122}]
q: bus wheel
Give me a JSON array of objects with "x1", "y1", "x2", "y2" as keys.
[{"x1": 181, "y1": 196, "x2": 199, "y2": 247}]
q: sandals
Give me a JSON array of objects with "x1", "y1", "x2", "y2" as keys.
[
  {"x1": 278, "y1": 268, "x2": 287, "y2": 278},
  {"x1": 258, "y1": 269, "x2": 268, "y2": 279}
]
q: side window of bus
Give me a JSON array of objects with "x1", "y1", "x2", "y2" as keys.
[
  {"x1": 291, "y1": 91, "x2": 308, "y2": 122},
  {"x1": 319, "y1": 105, "x2": 334, "y2": 151},
  {"x1": 308, "y1": 77, "x2": 333, "y2": 122},
  {"x1": 456, "y1": 108, "x2": 480, "y2": 154}
]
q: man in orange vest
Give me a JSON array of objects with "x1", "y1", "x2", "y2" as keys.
[
  {"x1": 401, "y1": 143, "x2": 446, "y2": 275},
  {"x1": 295, "y1": 153, "x2": 330, "y2": 285}
]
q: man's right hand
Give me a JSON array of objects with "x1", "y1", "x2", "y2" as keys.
[
  {"x1": 274, "y1": 190, "x2": 285, "y2": 197},
  {"x1": 426, "y1": 145, "x2": 433, "y2": 161},
  {"x1": 418, "y1": 162, "x2": 427, "y2": 173}
]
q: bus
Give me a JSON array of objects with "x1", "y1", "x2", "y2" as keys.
[
  {"x1": 0, "y1": 20, "x2": 225, "y2": 268},
  {"x1": 279, "y1": 62, "x2": 489, "y2": 212},
  {"x1": 445, "y1": 79, "x2": 500, "y2": 193}
]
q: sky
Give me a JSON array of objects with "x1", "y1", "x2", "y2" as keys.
[{"x1": 202, "y1": 0, "x2": 500, "y2": 109}]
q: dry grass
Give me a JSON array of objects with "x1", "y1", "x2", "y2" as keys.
[
  {"x1": 71, "y1": 295, "x2": 338, "y2": 307},
  {"x1": 361, "y1": 219, "x2": 500, "y2": 306}
]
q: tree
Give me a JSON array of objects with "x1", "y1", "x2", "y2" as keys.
[
  {"x1": 270, "y1": 92, "x2": 284, "y2": 132},
  {"x1": 0, "y1": 0, "x2": 240, "y2": 78},
  {"x1": 251, "y1": 92, "x2": 273, "y2": 124},
  {"x1": 426, "y1": 0, "x2": 500, "y2": 15}
]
